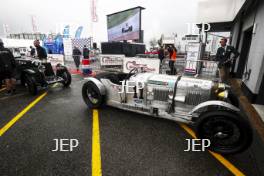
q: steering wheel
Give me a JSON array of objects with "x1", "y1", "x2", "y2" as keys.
[{"x1": 125, "y1": 67, "x2": 140, "y2": 80}]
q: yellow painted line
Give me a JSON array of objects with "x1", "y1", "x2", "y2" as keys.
[
  {"x1": 0, "y1": 88, "x2": 6, "y2": 92},
  {"x1": 179, "y1": 124, "x2": 245, "y2": 176},
  {"x1": 0, "y1": 92, "x2": 47, "y2": 136},
  {"x1": 92, "y1": 109, "x2": 102, "y2": 176}
]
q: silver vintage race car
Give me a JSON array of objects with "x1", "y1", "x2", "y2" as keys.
[{"x1": 82, "y1": 66, "x2": 253, "y2": 154}]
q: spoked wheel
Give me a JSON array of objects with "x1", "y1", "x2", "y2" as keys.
[
  {"x1": 82, "y1": 81, "x2": 105, "y2": 108},
  {"x1": 196, "y1": 111, "x2": 253, "y2": 154},
  {"x1": 25, "y1": 74, "x2": 38, "y2": 95},
  {"x1": 61, "y1": 70, "x2": 72, "y2": 87}
]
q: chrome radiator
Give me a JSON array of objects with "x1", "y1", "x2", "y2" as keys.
[
  {"x1": 153, "y1": 88, "x2": 170, "y2": 101},
  {"x1": 152, "y1": 87, "x2": 210, "y2": 106},
  {"x1": 185, "y1": 89, "x2": 210, "y2": 105}
]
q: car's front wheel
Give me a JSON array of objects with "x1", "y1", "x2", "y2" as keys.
[
  {"x1": 61, "y1": 70, "x2": 72, "y2": 87},
  {"x1": 25, "y1": 74, "x2": 38, "y2": 95},
  {"x1": 82, "y1": 81, "x2": 105, "y2": 108},
  {"x1": 195, "y1": 110, "x2": 253, "y2": 154}
]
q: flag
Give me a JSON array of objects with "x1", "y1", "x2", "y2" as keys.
[
  {"x1": 63, "y1": 25, "x2": 70, "y2": 38},
  {"x1": 91, "y1": 0, "x2": 98, "y2": 22},
  {"x1": 75, "y1": 26, "x2": 83, "y2": 39}
]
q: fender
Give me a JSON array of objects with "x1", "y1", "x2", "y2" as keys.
[
  {"x1": 22, "y1": 69, "x2": 37, "y2": 75},
  {"x1": 84, "y1": 77, "x2": 106, "y2": 96},
  {"x1": 189, "y1": 100, "x2": 240, "y2": 115},
  {"x1": 56, "y1": 64, "x2": 68, "y2": 72}
]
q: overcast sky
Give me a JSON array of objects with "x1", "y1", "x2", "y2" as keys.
[{"x1": 0, "y1": 0, "x2": 199, "y2": 44}]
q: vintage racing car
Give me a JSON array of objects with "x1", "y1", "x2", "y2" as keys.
[
  {"x1": 122, "y1": 23, "x2": 133, "y2": 33},
  {"x1": 15, "y1": 58, "x2": 71, "y2": 95},
  {"x1": 82, "y1": 67, "x2": 253, "y2": 154}
]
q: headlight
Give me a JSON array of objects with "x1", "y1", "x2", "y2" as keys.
[
  {"x1": 218, "y1": 83, "x2": 231, "y2": 90},
  {"x1": 218, "y1": 90, "x2": 228, "y2": 99},
  {"x1": 38, "y1": 65, "x2": 46, "y2": 72}
]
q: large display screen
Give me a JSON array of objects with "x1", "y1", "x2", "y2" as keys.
[{"x1": 107, "y1": 8, "x2": 141, "y2": 41}]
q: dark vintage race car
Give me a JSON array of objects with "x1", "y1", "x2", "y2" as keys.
[
  {"x1": 15, "y1": 58, "x2": 71, "y2": 95},
  {"x1": 122, "y1": 23, "x2": 133, "y2": 33},
  {"x1": 82, "y1": 66, "x2": 253, "y2": 154}
]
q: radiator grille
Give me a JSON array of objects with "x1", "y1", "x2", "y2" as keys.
[
  {"x1": 185, "y1": 89, "x2": 210, "y2": 105},
  {"x1": 153, "y1": 89, "x2": 170, "y2": 101}
]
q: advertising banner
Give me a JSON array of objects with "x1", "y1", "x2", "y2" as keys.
[
  {"x1": 63, "y1": 38, "x2": 73, "y2": 59},
  {"x1": 100, "y1": 54, "x2": 125, "y2": 66},
  {"x1": 185, "y1": 43, "x2": 200, "y2": 74},
  {"x1": 123, "y1": 57, "x2": 160, "y2": 74}
]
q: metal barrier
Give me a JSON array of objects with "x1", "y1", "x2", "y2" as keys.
[
  {"x1": 64, "y1": 55, "x2": 101, "y2": 71},
  {"x1": 161, "y1": 58, "x2": 219, "y2": 79}
]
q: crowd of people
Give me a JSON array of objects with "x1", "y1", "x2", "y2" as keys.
[{"x1": 72, "y1": 45, "x2": 90, "y2": 71}]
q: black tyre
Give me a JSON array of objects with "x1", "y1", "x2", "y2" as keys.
[
  {"x1": 61, "y1": 70, "x2": 72, "y2": 87},
  {"x1": 0, "y1": 80, "x2": 3, "y2": 89},
  {"x1": 195, "y1": 110, "x2": 253, "y2": 154},
  {"x1": 25, "y1": 74, "x2": 38, "y2": 95},
  {"x1": 82, "y1": 81, "x2": 105, "y2": 108}
]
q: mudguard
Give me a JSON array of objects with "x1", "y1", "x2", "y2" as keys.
[
  {"x1": 189, "y1": 100, "x2": 240, "y2": 115},
  {"x1": 56, "y1": 63, "x2": 67, "y2": 71},
  {"x1": 21, "y1": 68, "x2": 43, "y2": 85},
  {"x1": 22, "y1": 68, "x2": 36, "y2": 75},
  {"x1": 56, "y1": 64, "x2": 69, "y2": 76},
  {"x1": 84, "y1": 77, "x2": 106, "y2": 96}
]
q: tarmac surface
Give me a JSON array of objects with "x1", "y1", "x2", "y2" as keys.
[{"x1": 0, "y1": 74, "x2": 264, "y2": 176}]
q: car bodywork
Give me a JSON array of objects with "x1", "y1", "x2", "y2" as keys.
[
  {"x1": 85, "y1": 72, "x2": 238, "y2": 123},
  {"x1": 82, "y1": 61, "x2": 253, "y2": 154}
]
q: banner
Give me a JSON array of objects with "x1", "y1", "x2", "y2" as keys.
[
  {"x1": 63, "y1": 25, "x2": 70, "y2": 38},
  {"x1": 75, "y1": 26, "x2": 83, "y2": 39},
  {"x1": 123, "y1": 57, "x2": 160, "y2": 74},
  {"x1": 100, "y1": 54, "x2": 124, "y2": 66},
  {"x1": 185, "y1": 42, "x2": 200, "y2": 74}
]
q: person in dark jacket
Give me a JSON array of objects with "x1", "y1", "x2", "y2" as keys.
[
  {"x1": 158, "y1": 46, "x2": 165, "y2": 65},
  {"x1": 72, "y1": 47, "x2": 82, "y2": 71},
  {"x1": 216, "y1": 38, "x2": 239, "y2": 82},
  {"x1": 30, "y1": 46, "x2": 36, "y2": 57},
  {"x1": 0, "y1": 39, "x2": 16, "y2": 95},
  {"x1": 34, "y1": 40, "x2": 47, "y2": 61},
  {"x1": 83, "y1": 45, "x2": 89, "y2": 59}
]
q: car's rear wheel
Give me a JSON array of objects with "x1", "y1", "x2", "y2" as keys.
[
  {"x1": 25, "y1": 74, "x2": 38, "y2": 95},
  {"x1": 82, "y1": 81, "x2": 105, "y2": 108},
  {"x1": 195, "y1": 110, "x2": 253, "y2": 154}
]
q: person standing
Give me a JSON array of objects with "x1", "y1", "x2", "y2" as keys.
[
  {"x1": 34, "y1": 40, "x2": 47, "y2": 61},
  {"x1": 83, "y1": 45, "x2": 90, "y2": 59},
  {"x1": 0, "y1": 39, "x2": 16, "y2": 95},
  {"x1": 158, "y1": 46, "x2": 165, "y2": 65},
  {"x1": 72, "y1": 47, "x2": 82, "y2": 71},
  {"x1": 169, "y1": 45, "x2": 177, "y2": 75},
  {"x1": 216, "y1": 38, "x2": 239, "y2": 82}
]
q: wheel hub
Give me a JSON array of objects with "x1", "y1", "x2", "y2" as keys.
[{"x1": 214, "y1": 131, "x2": 229, "y2": 139}]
